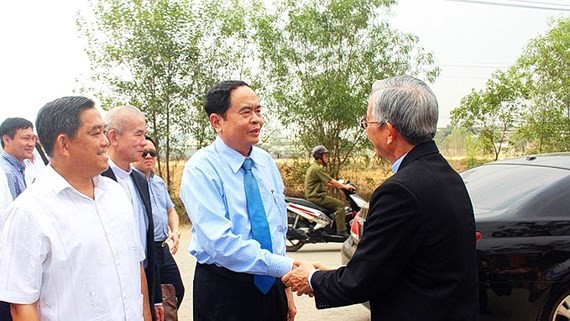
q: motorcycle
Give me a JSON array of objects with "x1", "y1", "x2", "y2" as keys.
[{"x1": 285, "y1": 181, "x2": 369, "y2": 252}]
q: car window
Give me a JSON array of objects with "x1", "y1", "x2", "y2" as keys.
[{"x1": 461, "y1": 164, "x2": 568, "y2": 213}]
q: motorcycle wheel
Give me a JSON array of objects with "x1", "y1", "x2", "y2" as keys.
[{"x1": 286, "y1": 211, "x2": 307, "y2": 252}]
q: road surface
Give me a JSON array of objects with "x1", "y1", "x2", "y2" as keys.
[{"x1": 173, "y1": 227, "x2": 371, "y2": 321}]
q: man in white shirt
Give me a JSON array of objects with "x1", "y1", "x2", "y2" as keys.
[
  {"x1": 0, "y1": 166, "x2": 11, "y2": 224},
  {"x1": 0, "y1": 96, "x2": 151, "y2": 321},
  {"x1": 101, "y1": 105, "x2": 163, "y2": 321}
]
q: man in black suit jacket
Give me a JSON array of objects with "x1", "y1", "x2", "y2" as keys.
[
  {"x1": 102, "y1": 106, "x2": 163, "y2": 321},
  {"x1": 283, "y1": 76, "x2": 479, "y2": 321}
]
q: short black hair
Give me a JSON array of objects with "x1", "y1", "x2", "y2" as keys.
[
  {"x1": 0, "y1": 117, "x2": 33, "y2": 148},
  {"x1": 36, "y1": 96, "x2": 95, "y2": 157},
  {"x1": 145, "y1": 135, "x2": 157, "y2": 150},
  {"x1": 203, "y1": 80, "x2": 250, "y2": 118}
]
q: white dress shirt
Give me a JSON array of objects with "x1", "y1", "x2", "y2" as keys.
[
  {"x1": 0, "y1": 165, "x2": 145, "y2": 321},
  {"x1": 108, "y1": 159, "x2": 149, "y2": 254},
  {"x1": 0, "y1": 166, "x2": 11, "y2": 227}
]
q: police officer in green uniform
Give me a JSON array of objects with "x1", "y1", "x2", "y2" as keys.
[{"x1": 305, "y1": 145, "x2": 355, "y2": 238}]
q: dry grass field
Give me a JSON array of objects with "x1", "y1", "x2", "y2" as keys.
[{"x1": 165, "y1": 156, "x2": 471, "y2": 224}]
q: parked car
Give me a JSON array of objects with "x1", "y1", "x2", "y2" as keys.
[{"x1": 341, "y1": 153, "x2": 570, "y2": 321}]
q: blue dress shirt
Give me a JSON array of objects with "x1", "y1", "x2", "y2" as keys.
[
  {"x1": 0, "y1": 152, "x2": 27, "y2": 200},
  {"x1": 134, "y1": 169, "x2": 174, "y2": 242},
  {"x1": 180, "y1": 137, "x2": 293, "y2": 278}
]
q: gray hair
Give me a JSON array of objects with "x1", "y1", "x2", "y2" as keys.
[
  {"x1": 370, "y1": 75, "x2": 438, "y2": 145},
  {"x1": 104, "y1": 105, "x2": 145, "y2": 135}
]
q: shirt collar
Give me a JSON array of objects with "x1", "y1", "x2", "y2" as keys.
[
  {"x1": 391, "y1": 153, "x2": 408, "y2": 173},
  {"x1": 214, "y1": 136, "x2": 266, "y2": 173},
  {"x1": 1, "y1": 152, "x2": 26, "y2": 172},
  {"x1": 43, "y1": 164, "x2": 106, "y2": 198},
  {"x1": 108, "y1": 158, "x2": 132, "y2": 179}
]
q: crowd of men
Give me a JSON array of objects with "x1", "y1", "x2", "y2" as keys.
[{"x1": 0, "y1": 75, "x2": 479, "y2": 321}]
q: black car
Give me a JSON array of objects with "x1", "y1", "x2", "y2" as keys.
[{"x1": 341, "y1": 153, "x2": 570, "y2": 321}]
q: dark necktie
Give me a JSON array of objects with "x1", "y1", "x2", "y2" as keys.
[{"x1": 242, "y1": 157, "x2": 275, "y2": 294}]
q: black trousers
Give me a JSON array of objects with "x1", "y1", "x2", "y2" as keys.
[
  {"x1": 155, "y1": 242, "x2": 185, "y2": 308},
  {"x1": 194, "y1": 263, "x2": 287, "y2": 321},
  {"x1": 0, "y1": 301, "x2": 11, "y2": 321}
]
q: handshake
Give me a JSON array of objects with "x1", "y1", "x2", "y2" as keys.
[{"x1": 281, "y1": 260, "x2": 336, "y2": 297}]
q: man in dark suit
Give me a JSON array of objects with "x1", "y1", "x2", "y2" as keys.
[
  {"x1": 101, "y1": 106, "x2": 163, "y2": 321},
  {"x1": 283, "y1": 75, "x2": 479, "y2": 321}
]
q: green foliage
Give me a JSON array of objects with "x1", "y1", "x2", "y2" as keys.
[
  {"x1": 515, "y1": 18, "x2": 570, "y2": 153},
  {"x1": 77, "y1": 0, "x2": 256, "y2": 189},
  {"x1": 451, "y1": 68, "x2": 527, "y2": 160},
  {"x1": 451, "y1": 17, "x2": 570, "y2": 157},
  {"x1": 254, "y1": 0, "x2": 439, "y2": 176}
]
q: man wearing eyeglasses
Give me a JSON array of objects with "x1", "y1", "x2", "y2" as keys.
[
  {"x1": 102, "y1": 106, "x2": 163, "y2": 321},
  {"x1": 133, "y1": 136, "x2": 184, "y2": 321},
  {"x1": 283, "y1": 75, "x2": 478, "y2": 321}
]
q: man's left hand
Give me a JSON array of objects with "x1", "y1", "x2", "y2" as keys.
[
  {"x1": 167, "y1": 232, "x2": 180, "y2": 254},
  {"x1": 285, "y1": 287, "x2": 297, "y2": 321}
]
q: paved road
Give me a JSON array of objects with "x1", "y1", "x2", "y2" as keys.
[{"x1": 173, "y1": 227, "x2": 370, "y2": 321}]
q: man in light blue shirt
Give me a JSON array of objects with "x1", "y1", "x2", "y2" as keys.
[
  {"x1": 180, "y1": 80, "x2": 296, "y2": 321},
  {"x1": 0, "y1": 116, "x2": 35, "y2": 321}
]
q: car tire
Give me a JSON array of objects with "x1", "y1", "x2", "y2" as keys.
[{"x1": 538, "y1": 284, "x2": 570, "y2": 321}]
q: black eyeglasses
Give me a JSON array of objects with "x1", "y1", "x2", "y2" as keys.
[
  {"x1": 359, "y1": 117, "x2": 384, "y2": 129},
  {"x1": 142, "y1": 150, "x2": 158, "y2": 157}
]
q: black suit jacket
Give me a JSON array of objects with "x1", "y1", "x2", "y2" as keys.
[
  {"x1": 311, "y1": 141, "x2": 479, "y2": 321},
  {"x1": 101, "y1": 167, "x2": 161, "y2": 310}
]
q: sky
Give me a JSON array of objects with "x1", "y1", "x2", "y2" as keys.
[{"x1": 0, "y1": 0, "x2": 569, "y2": 127}]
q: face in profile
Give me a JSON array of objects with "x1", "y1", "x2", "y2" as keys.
[{"x1": 213, "y1": 85, "x2": 264, "y2": 156}]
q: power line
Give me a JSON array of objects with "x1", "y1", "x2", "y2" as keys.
[
  {"x1": 505, "y1": 0, "x2": 570, "y2": 7},
  {"x1": 446, "y1": 0, "x2": 570, "y2": 11},
  {"x1": 504, "y1": 0, "x2": 570, "y2": 7}
]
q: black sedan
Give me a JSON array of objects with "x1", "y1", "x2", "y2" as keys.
[{"x1": 341, "y1": 153, "x2": 570, "y2": 321}]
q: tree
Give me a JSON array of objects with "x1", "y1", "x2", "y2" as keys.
[
  {"x1": 451, "y1": 18, "x2": 570, "y2": 156},
  {"x1": 78, "y1": 0, "x2": 257, "y2": 189},
  {"x1": 516, "y1": 18, "x2": 570, "y2": 153},
  {"x1": 254, "y1": 0, "x2": 439, "y2": 177},
  {"x1": 451, "y1": 68, "x2": 527, "y2": 160}
]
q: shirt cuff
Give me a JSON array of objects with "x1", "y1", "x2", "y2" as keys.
[
  {"x1": 267, "y1": 254, "x2": 295, "y2": 277},
  {"x1": 308, "y1": 269, "x2": 319, "y2": 291}
]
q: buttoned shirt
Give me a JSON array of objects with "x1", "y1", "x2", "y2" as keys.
[
  {"x1": 0, "y1": 151, "x2": 26, "y2": 200},
  {"x1": 134, "y1": 169, "x2": 173, "y2": 242},
  {"x1": 109, "y1": 159, "x2": 149, "y2": 254},
  {"x1": 0, "y1": 165, "x2": 145, "y2": 321},
  {"x1": 0, "y1": 167, "x2": 11, "y2": 226},
  {"x1": 180, "y1": 137, "x2": 293, "y2": 277}
]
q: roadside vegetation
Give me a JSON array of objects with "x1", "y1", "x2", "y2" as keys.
[{"x1": 75, "y1": 0, "x2": 568, "y2": 223}]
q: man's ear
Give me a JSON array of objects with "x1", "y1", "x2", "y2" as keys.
[
  {"x1": 210, "y1": 113, "x2": 222, "y2": 133},
  {"x1": 54, "y1": 134, "x2": 70, "y2": 157},
  {"x1": 106, "y1": 129, "x2": 119, "y2": 146},
  {"x1": 386, "y1": 122, "x2": 396, "y2": 145},
  {"x1": 1, "y1": 134, "x2": 9, "y2": 147}
]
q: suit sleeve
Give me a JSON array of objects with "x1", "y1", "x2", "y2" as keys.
[{"x1": 311, "y1": 180, "x2": 424, "y2": 308}]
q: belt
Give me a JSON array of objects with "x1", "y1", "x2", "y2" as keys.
[
  {"x1": 155, "y1": 240, "x2": 168, "y2": 248},
  {"x1": 197, "y1": 263, "x2": 258, "y2": 283}
]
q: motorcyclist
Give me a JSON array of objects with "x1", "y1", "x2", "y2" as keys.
[{"x1": 304, "y1": 145, "x2": 355, "y2": 238}]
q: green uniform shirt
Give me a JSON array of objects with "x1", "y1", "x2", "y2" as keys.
[{"x1": 304, "y1": 162, "x2": 333, "y2": 202}]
